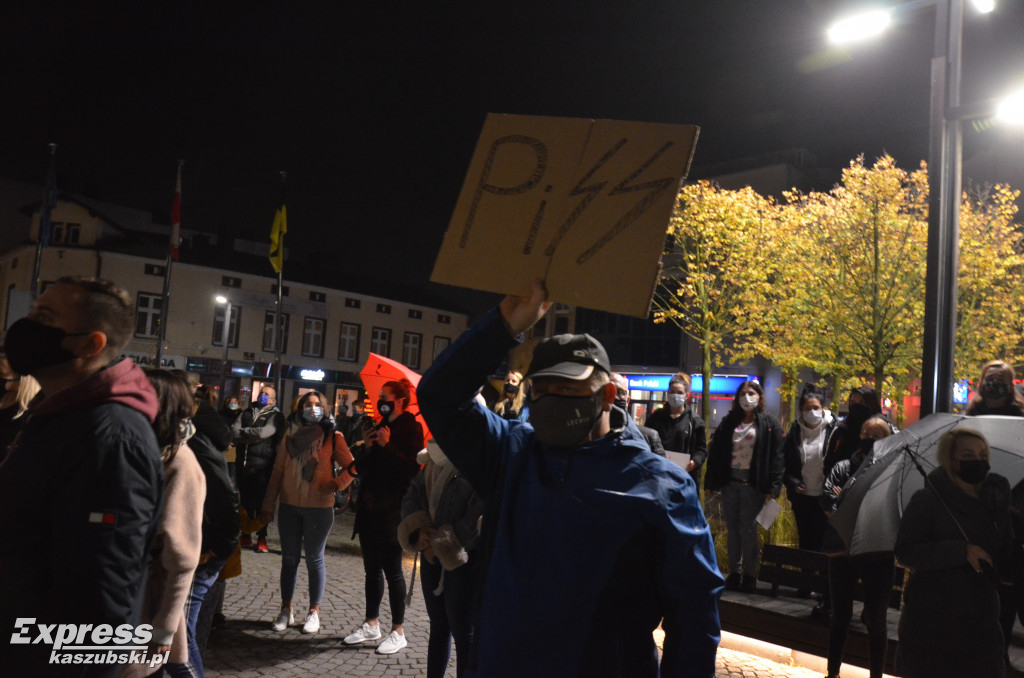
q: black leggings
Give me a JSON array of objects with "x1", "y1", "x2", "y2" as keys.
[
  {"x1": 359, "y1": 529, "x2": 407, "y2": 625},
  {"x1": 827, "y1": 553, "x2": 894, "y2": 678}
]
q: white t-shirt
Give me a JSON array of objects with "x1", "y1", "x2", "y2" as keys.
[{"x1": 731, "y1": 422, "x2": 756, "y2": 470}]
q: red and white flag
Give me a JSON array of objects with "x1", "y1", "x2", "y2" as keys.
[{"x1": 170, "y1": 162, "x2": 182, "y2": 261}]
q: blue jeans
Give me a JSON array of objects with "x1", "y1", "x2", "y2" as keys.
[
  {"x1": 278, "y1": 504, "x2": 334, "y2": 605},
  {"x1": 166, "y1": 554, "x2": 228, "y2": 678},
  {"x1": 420, "y1": 555, "x2": 476, "y2": 678}
]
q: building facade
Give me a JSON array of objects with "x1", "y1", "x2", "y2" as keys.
[{"x1": 0, "y1": 195, "x2": 468, "y2": 415}]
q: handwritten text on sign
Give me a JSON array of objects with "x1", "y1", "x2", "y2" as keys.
[{"x1": 431, "y1": 114, "x2": 699, "y2": 318}]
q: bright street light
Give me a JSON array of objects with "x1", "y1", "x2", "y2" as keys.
[
  {"x1": 826, "y1": 10, "x2": 891, "y2": 44},
  {"x1": 970, "y1": 0, "x2": 995, "y2": 13},
  {"x1": 215, "y1": 294, "x2": 228, "y2": 304},
  {"x1": 995, "y1": 88, "x2": 1024, "y2": 125}
]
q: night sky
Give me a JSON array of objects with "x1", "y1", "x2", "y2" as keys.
[{"x1": 2, "y1": 1, "x2": 1023, "y2": 311}]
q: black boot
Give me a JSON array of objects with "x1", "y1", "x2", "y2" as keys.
[
  {"x1": 725, "y1": 572, "x2": 741, "y2": 591},
  {"x1": 740, "y1": 575, "x2": 757, "y2": 593}
]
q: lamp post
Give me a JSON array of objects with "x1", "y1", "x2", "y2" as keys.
[
  {"x1": 827, "y1": 0, "x2": 1020, "y2": 416},
  {"x1": 215, "y1": 295, "x2": 233, "y2": 398}
]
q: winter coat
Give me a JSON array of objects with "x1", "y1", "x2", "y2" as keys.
[
  {"x1": 644, "y1": 405, "x2": 707, "y2": 467},
  {"x1": 187, "y1": 430, "x2": 241, "y2": 559},
  {"x1": 398, "y1": 451, "x2": 484, "y2": 571},
  {"x1": 636, "y1": 422, "x2": 667, "y2": 457},
  {"x1": 0, "y1": 359, "x2": 164, "y2": 675},
  {"x1": 352, "y1": 411, "x2": 423, "y2": 536},
  {"x1": 418, "y1": 309, "x2": 723, "y2": 678},
  {"x1": 704, "y1": 411, "x2": 785, "y2": 497},
  {"x1": 895, "y1": 468, "x2": 1014, "y2": 678},
  {"x1": 124, "y1": 443, "x2": 206, "y2": 674},
  {"x1": 233, "y1": 404, "x2": 285, "y2": 472},
  {"x1": 262, "y1": 423, "x2": 354, "y2": 512},
  {"x1": 782, "y1": 415, "x2": 835, "y2": 496}
]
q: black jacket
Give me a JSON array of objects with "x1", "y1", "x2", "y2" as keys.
[
  {"x1": 644, "y1": 406, "x2": 707, "y2": 467},
  {"x1": 704, "y1": 410, "x2": 784, "y2": 496},
  {"x1": 233, "y1": 405, "x2": 285, "y2": 472},
  {"x1": 353, "y1": 411, "x2": 424, "y2": 535},
  {"x1": 895, "y1": 469, "x2": 1013, "y2": 678},
  {"x1": 187, "y1": 427, "x2": 241, "y2": 558}
]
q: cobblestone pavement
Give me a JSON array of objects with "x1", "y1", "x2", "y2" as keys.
[{"x1": 205, "y1": 510, "x2": 822, "y2": 677}]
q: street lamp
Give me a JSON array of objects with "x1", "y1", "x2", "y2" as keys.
[
  {"x1": 215, "y1": 295, "x2": 233, "y2": 398},
  {"x1": 827, "y1": 0, "x2": 1019, "y2": 415}
]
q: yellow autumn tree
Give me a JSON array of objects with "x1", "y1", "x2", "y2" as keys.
[
  {"x1": 788, "y1": 155, "x2": 929, "y2": 405},
  {"x1": 652, "y1": 181, "x2": 781, "y2": 420},
  {"x1": 956, "y1": 183, "x2": 1024, "y2": 381}
]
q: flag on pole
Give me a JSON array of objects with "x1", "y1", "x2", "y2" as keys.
[
  {"x1": 170, "y1": 162, "x2": 182, "y2": 261},
  {"x1": 269, "y1": 203, "x2": 287, "y2": 273},
  {"x1": 39, "y1": 150, "x2": 58, "y2": 246}
]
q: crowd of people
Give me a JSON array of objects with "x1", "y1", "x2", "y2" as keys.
[{"x1": 1, "y1": 275, "x2": 1022, "y2": 678}]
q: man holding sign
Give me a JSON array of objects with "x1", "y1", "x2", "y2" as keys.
[{"x1": 418, "y1": 281, "x2": 722, "y2": 678}]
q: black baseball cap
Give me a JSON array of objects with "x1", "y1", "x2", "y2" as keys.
[{"x1": 526, "y1": 333, "x2": 611, "y2": 381}]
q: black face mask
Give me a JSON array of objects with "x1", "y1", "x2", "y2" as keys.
[
  {"x1": 3, "y1": 317, "x2": 87, "y2": 376},
  {"x1": 530, "y1": 392, "x2": 604, "y2": 448},
  {"x1": 613, "y1": 397, "x2": 629, "y2": 411},
  {"x1": 957, "y1": 459, "x2": 990, "y2": 484},
  {"x1": 377, "y1": 400, "x2": 394, "y2": 417},
  {"x1": 504, "y1": 383, "x2": 520, "y2": 396},
  {"x1": 980, "y1": 380, "x2": 1011, "y2": 401}
]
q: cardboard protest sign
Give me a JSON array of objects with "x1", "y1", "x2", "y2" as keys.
[{"x1": 431, "y1": 113, "x2": 699, "y2": 317}]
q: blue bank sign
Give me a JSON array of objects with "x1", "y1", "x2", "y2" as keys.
[{"x1": 625, "y1": 374, "x2": 757, "y2": 396}]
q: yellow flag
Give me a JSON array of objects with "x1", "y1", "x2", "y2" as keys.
[{"x1": 269, "y1": 205, "x2": 287, "y2": 273}]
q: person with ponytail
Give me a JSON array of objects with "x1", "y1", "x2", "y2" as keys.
[
  {"x1": 343, "y1": 378, "x2": 425, "y2": 654},
  {"x1": 260, "y1": 390, "x2": 354, "y2": 635}
]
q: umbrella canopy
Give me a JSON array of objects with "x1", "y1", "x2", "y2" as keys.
[
  {"x1": 359, "y1": 352, "x2": 431, "y2": 441},
  {"x1": 829, "y1": 413, "x2": 1024, "y2": 555}
]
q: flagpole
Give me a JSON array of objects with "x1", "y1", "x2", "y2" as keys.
[
  {"x1": 31, "y1": 143, "x2": 58, "y2": 299},
  {"x1": 274, "y1": 170, "x2": 287, "y2": 399},
  {"x1": 156, "y1": 159, "x2": 183, "y2": 367}
]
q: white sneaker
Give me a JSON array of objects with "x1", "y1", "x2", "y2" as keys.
[
  {"x1": 271, "y1": 610, "x2": 294, "y2": 631},
  {"x1": 301, "y1": 610, "x2": 320, "y2": 634},
  {"x1": 343, "y1": 622, "x2": 382, "y2": 644},
  {"x1": 376, "y1": 630, "x2": 407, "y2": 654}
]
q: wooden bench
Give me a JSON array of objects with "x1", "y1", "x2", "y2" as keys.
[{"x1": 758, "y1": 544, "x2": 907, "y2": 608}]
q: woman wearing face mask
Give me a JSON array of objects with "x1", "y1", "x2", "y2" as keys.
[
  {"x1": 644, "y1": 372, "x2": 707, "y2": 474},
  {"x1": 823, "y1": 386, "x2": 895, "y2": 477},
  {"x1": 704, "y1": 380, "x2": 784, "y2": 592},
  {"x1": 493, "y1": 370, "x2": 527, "y2": 421},
  {"x1": 820, "y1": 417, "x2": 893, "y2": 678},
  {"x1": 259, "y1": 390, "x2": 354, "y2": 634},
  {"x1": 344, "y1": 378, "x2": 425, "y2": 655},
  {"x1": 398, "y1": 439, "x2": 484, "y2": 678},
  {"x1": 895, "y1": 428, "x2": 1012, "y2": 678},
  {"x1": 130, "y1": 370, "x2": 206, "y2": 677},
  {"x1": 0, "y1": 355, "x2": 42, "y2": 454},
  {"x1": 782, "y1": 386, "x2": 835, "y2": 552},
  {"x1": 966, "y1": 360, "x2": 1024, "y2": 416}
]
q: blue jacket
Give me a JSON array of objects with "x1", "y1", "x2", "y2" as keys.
[{"x1": 418, "y1": 309, "x2": 723, "y2": 678}]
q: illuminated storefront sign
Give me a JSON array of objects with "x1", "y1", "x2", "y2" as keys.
[
  {"x1": 300, "y1": 368, "x2": 326, "y2": 382},
  {"x1": 624, "y1": 373, "x2": 757, "y2": 396}
]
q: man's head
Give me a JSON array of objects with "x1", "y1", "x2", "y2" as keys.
[
  {"x1": 610, "y1": 372, "x2": 630, "y2": 409},
  {"x1": 255, "y1": 385, "x2": 277, "y2": 409},
  {"x1": 526, "y1": 333, "x2": 615, "y2": 447},
  {"x1": 3, "y1": 276, "x2": 133, "y2": 380}
]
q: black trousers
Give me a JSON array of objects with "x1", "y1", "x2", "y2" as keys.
[
  {"x1": 238, "y1": 467, "x2": 271, "y2": 539},
  {"x1": 359, "y1": 527, "x2": 407, "y2": 625},
  {"x1": 827, "y1": 553, "x2": 894, "y2": 678}
]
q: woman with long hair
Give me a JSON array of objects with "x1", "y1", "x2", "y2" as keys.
[
  {"x1": 0, "y1": 355, "x2": 42, "y2": 453},
  {"x1": 704, "y1": 380, "x2": 785, "y2": 592},
  {"x1": 896, "y1": 428, "x2": 1013, "y2": 678},
  {"x1": 130, "y1": 370, "x2": 206, "y2": 677},
  {"x1": 343, "y1": 378, "x2": 424, "y2": 654},
  {"x1": 782, "y1": 386, "x2": 835, "y2": 551},
  {"x1": 966, "y1": 360, "x2": 1024, "y2": 416},
  {"x1": 260, "y1": 390, "x2": 354, "y2": 634},
  {"x1": 493, "y1": 371, "x2": 527, "y2": 421}
]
